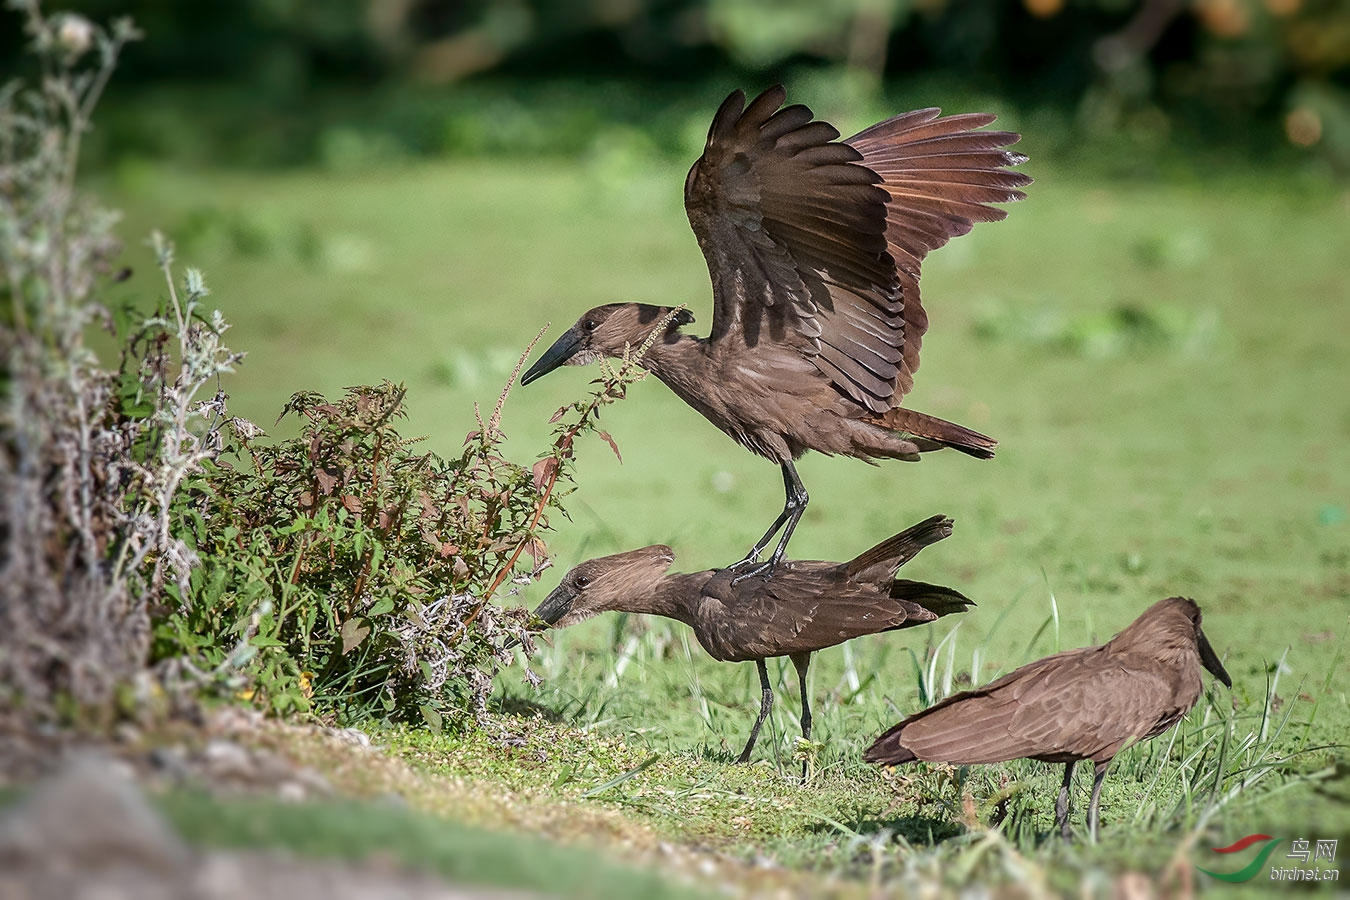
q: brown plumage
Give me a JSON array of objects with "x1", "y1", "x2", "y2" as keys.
[
  {"x1": 532, "y1": 515, "x2": 972, "y2": 765},
  {"x1": 864, "y1": 597, "x2": 1233, "y2": 838},
  {"x1": 522, "y1": 86, "x2": 1030, "y2": 575}
]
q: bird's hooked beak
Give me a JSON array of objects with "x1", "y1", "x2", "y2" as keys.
[
  {"x1": 532, "y1": 581, "x2": 577, "y2": 627},
  {"x1": 521, "y1": 328, "x2": 583, "y2": 385},
  {"x1": 1197, "y1": 627, "x2": 1232, "y2": 688},
  {"x1": 502, "y1": 581, "x2": 576, "y2": 651}
]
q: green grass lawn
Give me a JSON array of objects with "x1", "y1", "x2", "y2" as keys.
[{"x1": 100, "y1": 153, "x2": 1348, "y2": 891}]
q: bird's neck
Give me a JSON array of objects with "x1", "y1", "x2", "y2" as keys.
[
  {"x1": 638, "y1": 334, "x2": 710, "y2": 401},
  {"x1": 609, "y1": 572, "x2": 709, "y2": 628}
]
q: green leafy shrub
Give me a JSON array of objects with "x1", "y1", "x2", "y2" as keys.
[{"x1": 153, "y1": 342, "x2": 656, "y2": 728}]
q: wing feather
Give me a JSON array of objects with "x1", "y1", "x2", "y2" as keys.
[
  {"x1": 846, "y1": 110, "x2": 1031, "y2": 396},
  {"x1": 876, "y1": 650, "x2": 1181, "y2": 765},
  {"x1": 687, "y1": 87, "x2": 1027, "y2": 409}
]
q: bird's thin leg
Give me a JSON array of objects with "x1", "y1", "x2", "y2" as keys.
[
  {"x1": 1087, "y1": 763, "x2": 1108, "y2": 843},
  {"x1": 767, "y1": 461, "x2": 809, "y2": 567},
  {"x1": 1055, "y1": 761, "x2": 1076, "y2": 839},
  {"x1": 791, "y1": 653, "x2": 812, "y2": 781},
  {"x1": 793, "y1": 655, "x2": 812, "y2": 743},
  {"x1": 737, "y1": 659, "x2": 774, "y2": 764},
  {"x1": 735, "y1": 464, "x2": 797, "y2": 564},
  {"x1": 733, "y1": 462, "x2": 808, "y2": 582}
]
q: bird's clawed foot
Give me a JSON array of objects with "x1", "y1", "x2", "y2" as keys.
[{"x1": 729, "y1": 555, "x2": 775, "y2": 584}]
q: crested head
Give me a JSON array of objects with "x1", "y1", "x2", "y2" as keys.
[
  {"x1": 520, "y1": 304, "x2": 696, "y2": 385},
  {"x1": 533, "y1": 544, "x2": 677, "y2": 629},
  {"x1": 1114, "y1": 597, "x2": 1231, "y2": 688}
]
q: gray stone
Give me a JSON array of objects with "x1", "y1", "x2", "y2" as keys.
[{"x1": 0, "y1": 753, "x2": 192, "y2": 876}]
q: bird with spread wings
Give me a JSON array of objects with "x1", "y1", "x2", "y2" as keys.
[{"x1": 523, "y1": 86, "x2": 1030, "y2": 574}]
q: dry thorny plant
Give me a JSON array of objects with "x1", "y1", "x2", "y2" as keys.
[
  {"x1": 1, "y1": 3, "x2": 245, "y2": 722},
  {"x1": 0, "y1": 0, "x2": 246, "y2": 720},
  {"x1": 0, "y1": 2, "x2": 162, "y2": 720}
]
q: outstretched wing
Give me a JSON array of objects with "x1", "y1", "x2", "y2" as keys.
[
  {"x1": 846, "y1": 110, "x2": 1031, "y2": 396},
  {"x1": 685, "y1": 87, "x2": 1029, "y2": 411},
  {"x1": 685, "y1": 86, "x2": 902, "y2": 411}
]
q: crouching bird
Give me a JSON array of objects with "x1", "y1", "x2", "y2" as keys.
[
  {"x1": 522, "y1": 85, "x2": 1030, "y2": 577},
  {"x1": 532, "y1": 515, "x2": 972, "y2": 765},
  {"x1": 863, "y1": 597, "x2": 1232, "y2": 839}
]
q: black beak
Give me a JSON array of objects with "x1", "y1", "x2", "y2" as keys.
[
  {"x1": 503, "y1": 583, "x2": 575, "y2": 651},
  {"x1": 533, "y1": 582, "x2": 576, "y2": 626},
  {"x1": 1197, "y1": 627, "x2": 1232, "y2": 688},
  {"x1": 522, "y1": 329, "x2": 582, "y2": 386}
]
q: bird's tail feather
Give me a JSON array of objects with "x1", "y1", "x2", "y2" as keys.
[
  {"x1": 864, "y1": 722, "x2": 918, "y2": 765},
  {"x1": 890, "y1": 579, "x2": 974, "y2": 619},
  {"x1": 846, "y1": 515, "x2": 953, "y2": 580},
  {"x1": 873, "y1": 407, "x2": 997, "y2": 459}
]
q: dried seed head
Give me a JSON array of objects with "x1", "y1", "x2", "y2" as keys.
[{"x1": 56, "y1": 14, "x2": 94, "y2": 58}]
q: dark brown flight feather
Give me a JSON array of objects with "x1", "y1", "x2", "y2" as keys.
[
  {"x1": 522, "y1": 86, "x2": 1028, "y2": 576},
  {"x1": 864, "y1": 596, "x2": 1232, "y2": 839},
  {"x1": 531, "y1": 515, "x2": 973, "y2": 768}
]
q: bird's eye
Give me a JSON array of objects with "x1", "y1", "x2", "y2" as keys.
[
  {"x1": 582, "y1": 320, "x2": 598, "y2": 333},
  {"x1": 574, "y1": 574, "x2": 592, "y2": 589}
]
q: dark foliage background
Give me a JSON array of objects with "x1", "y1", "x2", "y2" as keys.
[{"x1": 2, "y1": 0, "x2": 1347, "y2": 172}]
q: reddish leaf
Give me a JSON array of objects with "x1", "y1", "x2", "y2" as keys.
[
  {"x1": 341, "y1": 494, "x2": 363, "y2": 514},
  {"x1": 315, "y1": 468, "x2": 339, "y2": 495},
  {"x1": 596, "y1": 430, "x2": 622, "y2": 463},
  {"x1": 522, "y1": 537, "x2": 548, "y2": 565},
  {"x1": 532, "y1": 457, "x2": 558, "y2": 493},
  {"x1": 464, "y1": 430, "x2": 480, "y2": 444},
  {"x1": 549, "y1": 406, "x2": 569, "y2": 424}
]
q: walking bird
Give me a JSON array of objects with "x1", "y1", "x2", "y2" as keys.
[
  {"x1": 532, "y1": 515, "x2": 972, "y2": 764},
  {"x1": 863, "y1": 596, "x2": 1232, "y2": 839},
  {"x1": 522, "y1": 86, "x2": 1030, "y2": 576}
]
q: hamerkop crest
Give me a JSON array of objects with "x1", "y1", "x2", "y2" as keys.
[
  {"x1": 522, "y1": 86, "x2": 1030, "y2": 576},
  {"x1": 864, "y1": 596, "x2": 1232, "y2": 838},
  {"x1": 532, "y1": 515, "x2": 972, "y2": 765}
]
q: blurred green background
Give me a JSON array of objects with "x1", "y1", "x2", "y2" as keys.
[{"x1": 4, "y1": 0, "x2": 1346, "y2": 786}]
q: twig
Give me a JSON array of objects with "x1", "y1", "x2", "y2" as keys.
[{"x1": 444, "y1": 307, "x2": 685, "y2": 646}]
